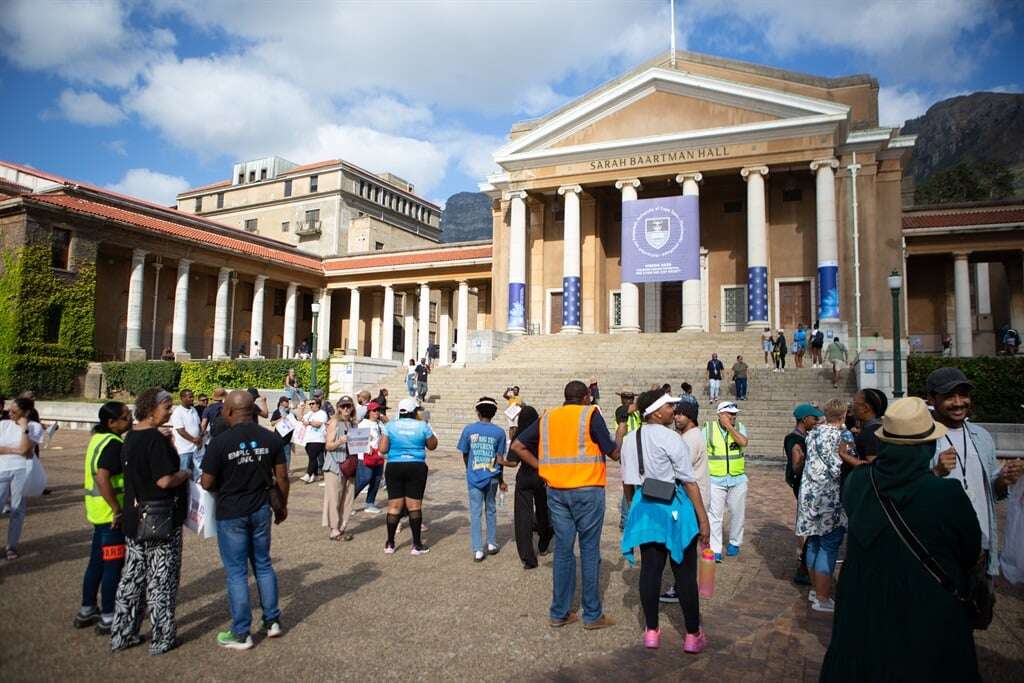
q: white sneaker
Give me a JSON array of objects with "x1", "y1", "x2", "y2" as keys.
[
  {"x1": 264, "y1": 620, "x2": 283, "y2": 638},
  {"x1": 318, "y1": 481, "x2": 326, "y2": 487},
  {"x1": 364, "y1": 505, "x2": 381, "y2": 514},
  {"x1": 811, "y1": 597, "x2": 835, "y2": 612},
  {"x1": 808, "y1": 590, "x2": 817, "y2": 603}
]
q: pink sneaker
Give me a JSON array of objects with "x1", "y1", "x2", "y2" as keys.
[
  {"x1": 643, "y1": 628, "x2": 661, "y2": 649},
  {"x1": 683, "y1": 629, "x2": 707, "y2": 654},
  {"x1": 384, "y1": 544, "x2": 396, "y2": 555}
]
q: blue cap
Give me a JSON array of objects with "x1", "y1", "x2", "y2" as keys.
[{"x1": 794, "y1": 403, "x2": 824, "y2": 420}]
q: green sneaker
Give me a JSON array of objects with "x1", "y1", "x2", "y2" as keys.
[{"x1": 217, "y1": 630, "x2": 254, "y2": 650}]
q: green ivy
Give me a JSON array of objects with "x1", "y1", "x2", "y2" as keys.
[
  {"x1": 102, "y1": 361, "x2": 182, "y2": 396},
  {"x1": 178, "y1": 359, "x2": 329, "y2": 397},
  {"x1": 908, "y1": 355, "x2": 1024, "y2": 423}
]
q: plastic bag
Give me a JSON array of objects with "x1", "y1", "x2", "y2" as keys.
[
  {"x1": 22, "y1": 456, "x2": 47, "y2": 498},
  {"x1": 1000, "y1": 476, "x2": 1024, "y2": 584},
  {"x1": 185, "y1": 480, "x2": 217, "y2": 539}
]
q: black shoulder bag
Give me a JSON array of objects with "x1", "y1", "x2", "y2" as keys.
[
  {"x1": 134, "y1": 450, "x2": 177, "y2": 542},
  {"x1": 869, "y1": 468, "x2": 994, "y2": 630},
  {"x1": 636, "y1": 427, "x2": 676, "y2": 503}
]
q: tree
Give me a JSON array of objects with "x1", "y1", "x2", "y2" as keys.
[{"x1": 915, "y1": 161, "x2": 1017, "y2": 205}]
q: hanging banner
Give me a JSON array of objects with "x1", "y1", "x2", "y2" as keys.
[{"x1": 621, "y1": 195, "x2": 699, "y2": 283}]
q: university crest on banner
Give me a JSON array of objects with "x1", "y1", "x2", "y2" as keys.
[{"x1": 621, "y1": 195, "x2": 700, "y2": 283}]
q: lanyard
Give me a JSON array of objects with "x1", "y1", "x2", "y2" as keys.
[{"x1": 945, "y1": 429, "x2": 970, "y2": 491}]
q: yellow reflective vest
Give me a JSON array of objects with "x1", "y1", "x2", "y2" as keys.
[
  {"x1": 84, "y1": 432, "x2": 124, "y2": 525},
  {"x1": 704, "y1": 420, "x2": 746, "y2": 477}
]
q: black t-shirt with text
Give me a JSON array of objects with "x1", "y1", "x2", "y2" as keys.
[
  {"x1": 415, "y1": 364, "x2": 429, "y2": 382},
  {"x1": 204, "y1": 422, "x2": 285, "y2": 520},
  {"x1": 121, "y1": 428, "x2": 187, "y2": 539},
  {"x1": 706, "y1": 359, "x2": 724, "y2": 380}
]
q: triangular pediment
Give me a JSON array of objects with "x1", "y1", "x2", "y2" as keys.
[{"x1": 495, "y1": 67, "x2": 850, "y2": 167}]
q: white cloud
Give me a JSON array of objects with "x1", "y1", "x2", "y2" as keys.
[
  {"x1": 107, "y1": 140, "x2": 128, "y2": 157},
  {"x1": 53, "y1": 89, "x2": 125, "y2": 126},
  {"x1": 878, "y1": 87, "x2": 932, "y2": 128},
  {"x1": 107, "y1": 168, "x2": 190, "y2": 205},
  {"x1": 989, "y1": 83, "x2": 1022, "y2": 93},
  {"x1": 343, "y1": 97, "x2": 433, "y2": 133}
]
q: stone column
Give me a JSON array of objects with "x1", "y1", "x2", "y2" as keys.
[
  {"x1": 506, "y1": 190, "x2": 528, "y2": 334},
  {"x1": 212, "y1": 267, "x2": 232, "y2": 359},
  {"x1": 125, "y1": 249, "x2": 147, "y2": 360},
  {"x1": 438, "y1": 289, "x2": 452, "y2": 366},
  {"x1": 347, "y1": 286, "x2": 360, "y2": 354},
  {"x1": 317, "y1": 288, "x2": 332, "y2": 358},
  {"x1": 456, "y1": 280, "x2": 469, "y2": 367},
  {"x1": 975, "y1": 263, "x2": 991, "y2": 315},
  {"x1": 249, "y1": 274, "x2": 266, "y2": 358},
  {"x1": 403, "y1": 292, "x2": 416, "y2": 362},
  {"x1": 614, "y1": 179, "x2": 641, "y2": 333},
  {"x1": 418, "y1": 282, "x2": 431, "y2": 361},
  {"x1": 171, "y1": 258, "x2": 191, "y2": 359},
  {"x1": 283, "y1": 282, "x2": 298, "y2": 358},
  {"x1": 381, "y1": 285, "x2": 395, "y2": 361},
  {"x1": 953, "y1": 253, "x2": 973, "y2": 357},
  {"x1": 741, "y1": 166, "x2": 770, "y2": 328},
  {"x1": 811, "y1": 159, "x2": 840, "y2": 322},
  {"x1": 676, "y1": 173, "x2": 703, "y2": 330},
  {"x1": 558, "y1": 185, "x2": 582, "y2": 334}
]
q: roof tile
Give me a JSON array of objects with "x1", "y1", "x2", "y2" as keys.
[{"x1": 903, "y1": 207, "x2": 1024, "y2": 229}]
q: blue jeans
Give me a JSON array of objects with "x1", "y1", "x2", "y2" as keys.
[
  {"x1": 178, "y1": 451, "x2": 193, "y2": 473},
  {"x1": 806, "y1": 526, "x2": 845, "y2": 575},
  {"x1": 547, "y1": 486, "x2": 606, "y2": 623},
  {"x1": 354, "y1": 461, "x2": 383, "y2": 506},
  {"x1": 406, "y1": 375, "x2": 416, "y2": 398},
  {"x1": 81, "y1": 522, "x2": 125, "y2": 614},
  {"x1": 216, "y1": 505, "x2": 280, "y2": 636},
  {"x1": 467, "y1": 479, "x2": 499, "y2": 552},
  {"x1": 282, "y1": 442, "x2": 292, "y2": 470},
  {"x1": 735, "y1": 378, "x2": 748, "y2": 399}
]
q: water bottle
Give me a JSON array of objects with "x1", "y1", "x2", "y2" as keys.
[
  {"x1": 698, "y1": 547, "x2": 716, "y2": 597},
  {"x1": 497, "y1": 489, "x2": 506, "y2": 508}
]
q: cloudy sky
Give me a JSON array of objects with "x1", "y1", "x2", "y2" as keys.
[{"x1": 1, "y1": 0, "x2": 1021, "y2": 206}]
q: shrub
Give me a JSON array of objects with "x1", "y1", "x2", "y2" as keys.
[
  {"x1": 0, "y1": 354, "x2": 87, "y2": 397},
  {"x1": 102, "y1": 361, "x2": 182, "y2": 397},
  {"x1": 177, "y1": 359, "x2": 329, "y2": 396},
  {"x1": 908, "y1": 355, "x2": 1024, "y2": 423}
]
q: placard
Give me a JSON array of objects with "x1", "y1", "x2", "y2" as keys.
[{"x1": 621, "y1": 195, "x2": 699, "y2": 283}]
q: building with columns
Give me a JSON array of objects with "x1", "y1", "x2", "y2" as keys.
[{"x1": 481, "y1": 51, "x2": 914, "y2": 342}]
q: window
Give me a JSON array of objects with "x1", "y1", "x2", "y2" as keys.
[
  {"x1": 374, "y1": 186, "x2": 381, "y2": 202},
  {"x1": 248, "y1": 170, "x2": 256, "y2": 183},
  {"x1": 244, "y1": 218, "x2": 258, "y2": 232},
  {"x1": 429, "y1": 302, "x2": 438, "y2": 323},
  {"x1": 782, "y1": 188, "x2": 802, "y2": 202},
  {"x1": 302, "y1": 293, "x2": 313, "y2": 320},
  {"x1": 216, "y1": 192, "x2": 224, "y2": 209},
  {"x1": 611, "y1": 292, "x2": 622, "y2": 328},
  {"x1": 723, "y1": 200, "x2": 743, "y2": 214},
  {"x1": 309, "y1": 175, "x2": 318, "y2": 192},
  {"x1": 44, "y1": 304, "x2": 62, "y2": 343},
  {"x1": 272, "y1": 288, "x2": 286, "y2": 316},
  {"x1": 284, "y1": 179, "x2": 292, "y2": 197},
  {"x1": 281, "y1": 221, "x2": 290, "y2": 233},
  {"x1": 51, "y1": 227, "x2": 71, "y2": 269},
  {"x1": 237, "y1": 173, "x2": 244, "y2": 184},
  {"x1": 260, "y1": 168, "x2": 267, "y2": 180},
  {"x1": 375, "y1": 241, "x2": 384, "y2": 251},
  {"x1": 194, "y1": 196, "x2": 202, "y2": 212},
  {"x1": 305, "y1": 209, "x2": 320, "y2": 225},
  {"x1": 241, "y1": 282, "x2": 254, "y2": 311},
  {"x1": 359, "y1": 180, "x2": 365, "y2": 197}
]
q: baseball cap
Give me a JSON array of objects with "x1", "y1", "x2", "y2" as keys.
[
  {"x1": 675, "y1": 401, "x2": 698, "y2": 422},
  {"x1": 366, "y1": 401, "x2": 381, "y2": 411},
  {"x1": 398, "y1": 397, "x2": 420, "y2": 414},
  {"x1": 337, "y1": 395, "x2": 354, "y2": 406},
  {"x1": 793, "y1": 403, "x2": 824, "y2": 420},
  {"x1": 925, "y1": 367, "x2": 974, "y2": 395},
  {"x1": 717, "y1": 401, "x2": 739, "y2": 414}
]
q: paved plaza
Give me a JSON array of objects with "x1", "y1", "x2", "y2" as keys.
[{"x1": 1, "y1": 430, "x2": 1022, "y2": 681}]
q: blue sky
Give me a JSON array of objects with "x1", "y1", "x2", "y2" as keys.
[{"x1": 1, "y1": 0, "x2": 1021, "y2": 207}]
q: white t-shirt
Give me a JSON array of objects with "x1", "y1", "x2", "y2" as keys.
[
  {"x1": 170, "y1": 405, "x2": 201, "y2": 454},
  {"x1": 0, "y1": 420, "x2": 44, "y2": 472},
  {"x1": 681, "y1": 426, "x2": 710, "y2": 509},
  {"x1": 355, "y1": 404, "x2": 368, "y2": 422},
  {"x1": 620, "y1": 423, "x2": 695, "y2": 486},
  {"x1": 358, "y1": 418, "x2": 382, "y2": 461},
  {"x1": 933, "y1": 428, "x2": 991, "y2": 549},
  {"x1": 303, "y1": 410, "x2": 328, "y2": 443}
]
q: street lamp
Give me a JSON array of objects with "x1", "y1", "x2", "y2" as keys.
[
  {"x1": 310, "y1": 301, "x2": 321, "y2": 394},
  {"x1": 887, "y1": 270, "x2": 904, "y2": 398}
]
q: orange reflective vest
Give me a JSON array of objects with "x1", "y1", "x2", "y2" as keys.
[{"x1": 537, "y1": 404, "x2": 606, "y2": 489}]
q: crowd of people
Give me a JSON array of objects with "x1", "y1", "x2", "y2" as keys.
[{"x1": 0, "y1": 352, "x2": 1020, "y2": 677}]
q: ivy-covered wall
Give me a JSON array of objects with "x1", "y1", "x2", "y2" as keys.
[{"x1": 0, "y1": 242, "x2": 95, "y2": 396}]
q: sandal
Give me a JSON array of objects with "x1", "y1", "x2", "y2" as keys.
[{"x1": 329, "y1": 532, "x2": 342, "y2": 542}]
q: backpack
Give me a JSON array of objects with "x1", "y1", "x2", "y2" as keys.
[{"x1": 813, "y1": 330, "x2": 824, "y2": 346}]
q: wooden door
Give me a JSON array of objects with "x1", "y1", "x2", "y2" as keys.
[
  {"x1": 661, "y1": 282, "x2": 682, "y2": 332},
  {"x1": 549, "y1": 292, "x2": 563, "y2": 334},
  {"x1": 779, "y1": 281, "x2": 811, "y2": 330}
]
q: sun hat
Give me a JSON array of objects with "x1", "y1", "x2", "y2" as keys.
[
  {"x1": 617, "y1": 385, "x2": 635, "y2": 397},
  {"x1": 638, "y1": 392, "x2": 680, "y2": 417},
  {"x1": 398, "y1": 397, "x2": 420, "y2": 415},
  {"x1": 793, "y1": 403, "x2": 824, "y2": 420},
  {"x1": 717, "y1": 401, "x2": 739, "y2": 414},
  {"x1": 876, "y1": 397, "x2": 948, "y2": 445},
  {"x1": 925, "y1": 367, "x2": 974, "y2": 395}
]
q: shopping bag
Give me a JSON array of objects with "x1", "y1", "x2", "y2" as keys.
[
  {"x1": 1001, "y1": 476, "x2": 1024, "y2": 584},
  {"x1": 185, "y1": 480, "x2": 217, "y2": 539},
  {"x1": 22, "y1": 456, "x2": 48, "y2": 498}
]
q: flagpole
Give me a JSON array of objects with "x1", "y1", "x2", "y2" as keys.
[{"x1": 670, "y1": 0, "x2": 676, "y2": 67}]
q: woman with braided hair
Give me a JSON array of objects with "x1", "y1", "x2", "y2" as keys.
[{"x1": 852, "y1": 389, "x2": 888, "y2": 463}]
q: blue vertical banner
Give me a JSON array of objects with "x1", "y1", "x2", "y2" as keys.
[
  {"x1": 508, "y1": 282, "x2": 526, "y2": 331},
  {"x1": 818, "y1": 262, "x2": 839, "y2": 320},
  {"x1": 562, "y1": 276, "x2": 580, "y2": 329},
  {"x1": 621, "y1": 195, "x2": 699, "y2": 283},
  {"x1": 747, "y1": 266, "x2": 768, "y2": 323}
]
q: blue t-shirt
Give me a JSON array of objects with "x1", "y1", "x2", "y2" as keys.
[
  {"x1": 383, "y1": 418, "x2": 434, "y2": 462},
  {"x1": 794, "y1": 328, "x2": 807, "y2": 347},
  {"x1": 457, "y1": 422, "x2": 506, "y2": 489}
]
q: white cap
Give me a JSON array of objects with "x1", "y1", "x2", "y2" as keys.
[
  {"x1": 643, "y1": 394, "x2": 681, "y2": 417},
  {"x1": 717, "y1": 401, "x2": 739, "y2": 414},
  {"x1": 398, "y1": 397, "x2": 420, "y2": 414}
]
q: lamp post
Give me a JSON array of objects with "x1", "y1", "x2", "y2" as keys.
[
  {"x1": 310, "y1": 301, "x2": 321, "y2": 394},
  {"x1": 888, "y1": 270, "x2": 904, "y2": 398}
]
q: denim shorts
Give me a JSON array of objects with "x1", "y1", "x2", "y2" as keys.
[{"x1": 806, "y1": 526, "x2": 845, "y2": 575}]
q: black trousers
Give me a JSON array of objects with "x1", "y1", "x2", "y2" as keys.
[
  {"x1": 514, "y1": 466, "x2": 552, "y2": 566},
  {"x1": 639, "y1": 539, "x2": 700, "y2": 633}
]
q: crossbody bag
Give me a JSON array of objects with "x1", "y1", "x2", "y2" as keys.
[
  {"x1": 636, "y1": 427, "x2": 676, "y2": 503},
  {"x1": 869, "y1": 468, "x2": 994, "y2": 629}
]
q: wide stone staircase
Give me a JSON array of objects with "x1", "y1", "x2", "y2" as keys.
[{"x1": 365, "y1": 331, "x2": 857, "y2": 460}]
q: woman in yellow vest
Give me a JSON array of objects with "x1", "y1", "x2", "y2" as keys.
[{"x1": 73, "y1": 402, "x2": 131, "y2": 635}]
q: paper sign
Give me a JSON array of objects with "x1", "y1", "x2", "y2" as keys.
[
  {"x1": 275, "y1": 412, "x2": 297, "y2": 437},
  {"x1": 346, "y1": 427, "x2": 371, "y2": 455}
]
